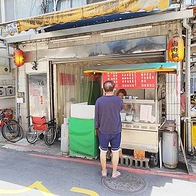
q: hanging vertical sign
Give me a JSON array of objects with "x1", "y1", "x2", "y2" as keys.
[
  {"x1": 168, "y1": 36, "x2": 184, "y2": 62},
  {"x1": 40, "y1": 87, "x2": 43, "y2": 104}
]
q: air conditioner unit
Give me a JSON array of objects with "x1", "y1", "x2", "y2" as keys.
[
  {"x1": 0, "y1": 66, "x2": 9, "y2": 75},
  {"x1": 6, "y1": 86, "x2": 15, "y2": 96},
  {"x1": 0, "y1": 87, "x2": 6, "y2": 97}
]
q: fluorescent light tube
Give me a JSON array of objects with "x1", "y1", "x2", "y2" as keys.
[
  {"x1": 100, "y1": 26, "x2": 152, "y2": 37},
  {"x1": 51, "y1": 35, "x2": 91, "y2": 43}
]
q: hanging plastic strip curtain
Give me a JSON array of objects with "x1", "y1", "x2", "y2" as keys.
[
  {"x1": 56, "y1": 63, "x2": 91, "y2": 124},
  {"x1": 0, "y1": 0, "x2": 170, "y2": 36}
]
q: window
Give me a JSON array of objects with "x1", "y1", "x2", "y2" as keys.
[
  {"x1": 57, "y1": 0, "x2": 71, "y2": 10},
  {"x1": 72, "y1": 0, "x2": 87, "y2": 8},
  {"x1": 88, "y1": 0, "x2": 106, "y2": 4},
  {"x1": 57, "y1": 0, "x2": 104, "y2": 11}
]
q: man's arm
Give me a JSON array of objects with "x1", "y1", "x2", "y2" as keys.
[{"x1": 94, "y1": 102, "x2": 99, "y2": 131}]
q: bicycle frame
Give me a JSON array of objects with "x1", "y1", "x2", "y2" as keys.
[
  {"x1": 26, "y1": 115, "x2": 59, "y2": 146},
  {"x1": 0, "y1": 109, "x2": 24, "y2": 142},
  {"x1": 0, "y1": 111, "x2": 9, "y2": 127}
]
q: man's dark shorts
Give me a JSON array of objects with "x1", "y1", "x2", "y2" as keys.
[{"x1": 98, "y1": 131, "x2": 121, "y2": 152}]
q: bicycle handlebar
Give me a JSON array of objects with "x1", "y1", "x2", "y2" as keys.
[
  {"x1": 0, "y1": 109, "x2": 13, "y2": 120},
  {"x1": 26, "y1": 115, "x2": 46, "y2": 119},
  {"x1": 0, "y1": 109, "x2": 12, "y2": 114},
  {"x1": 26, "y1": 115, "x2": 56, "y2": 125}
]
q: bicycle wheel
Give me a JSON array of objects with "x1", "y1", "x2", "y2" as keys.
[
  {"x1": 44, "y1": 126, "x2": 57, "y2": 146},
  {"x1": 56, "y1": 126, "x2": 61, "y2": 141},
  {"x1": 2, "y1": 120, "x2": 24, "y2": 143},
  {"x1": 26, "y1": 125, "x2": 38, "y2": 144}
]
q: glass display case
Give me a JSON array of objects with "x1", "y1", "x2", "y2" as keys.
[
  {"x1": 121, "y1": 99, "x2": 157, "y2": 124},
  {"x1": 121, "y1": 99, "x2": 160, "y2": 153}
]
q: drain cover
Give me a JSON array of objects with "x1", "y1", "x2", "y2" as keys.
[{"x1": 102, "y1": 173, "x2": 147, "y2": 195}]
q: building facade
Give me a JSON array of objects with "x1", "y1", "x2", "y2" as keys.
[{"x1": 0, "y1": 0, "x2": 195, "y2": 154}]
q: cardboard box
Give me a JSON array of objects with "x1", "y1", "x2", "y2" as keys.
[
  {"x1": 134, "y1": 150, "x2": 145, "y2": 160},
  {"x1": 71, "y1": 102, "x2": 95, "y2": 119}
]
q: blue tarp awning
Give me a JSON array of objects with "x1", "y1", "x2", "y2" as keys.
[{"x1": 44, "y1": 11, "x2": 155, "y2": 32}]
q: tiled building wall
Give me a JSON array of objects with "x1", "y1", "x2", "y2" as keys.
[
  {"x1": 17, "y1": 66, "x2": 28, "y2": 132},
  {"x1": 18, "y1": 61, "x2": 48, "y2": 133},
  {"x1": 166, "y1": 72, "x2": 181, "y2": 136}
]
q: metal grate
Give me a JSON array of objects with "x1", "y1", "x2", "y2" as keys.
[{"x1": 102, "y1": 172, "x2": 147, "y2": 195}]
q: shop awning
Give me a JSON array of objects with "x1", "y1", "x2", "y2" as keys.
[
  {"x1": 84, "y1": 62, "x2": 178, "y2": 74},
  {"x1": 44, "y1": 11, "x2": 152, "y2": 33},
  {"x1": 0, "y1": 0, "x2": 171, "y2": 37}
]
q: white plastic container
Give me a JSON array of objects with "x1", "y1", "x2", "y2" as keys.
[
  {"x1": 120, "y1": 113, "x2": 126, "y2": 121},
  {"x1": 61, "y1": 118, "x2": 69, "y2": 153},
  {"x1": 71, "y1": 102, "x2": 95, "y2": 119},
  {"x1": 126, "y1": 115, "x2": 133, "y2": 122}
]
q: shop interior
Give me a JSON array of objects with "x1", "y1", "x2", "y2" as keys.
[{"x1": 65, "y1": 54, "x2": 174, "y2": 167}]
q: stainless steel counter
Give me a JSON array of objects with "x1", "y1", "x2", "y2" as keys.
[{"x1": 121, "y1": 122, "x2": 160, "y2": 153}]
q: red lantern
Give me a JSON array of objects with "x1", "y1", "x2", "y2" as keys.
[
  {"x1": 168, "y1": 36, "x2": 184, "y2": 62},
  {"x1": 13, "y1": 49, "x2": 24, "y2": 67}
]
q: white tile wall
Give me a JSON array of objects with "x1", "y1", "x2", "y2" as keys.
[
  {"x1": 166, "y1": 72, "x2": 181, "y2": 137},
  {"x1": 18, "y1": 61, "x2": 48, "y2": 132}
]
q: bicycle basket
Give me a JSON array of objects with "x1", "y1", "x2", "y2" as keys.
[
  {"x1": 4, "y1": 109, "x2": 13, "y2": 119},
  {"x1": 0, "y1": 109, "x2": 12, "y2": 127},
  {"x1": 31, "y1": 116, "x2": 47, "y2": 131}
]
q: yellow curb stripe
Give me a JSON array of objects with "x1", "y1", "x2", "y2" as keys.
[
  {"x1": 0, "y1": 181, "x2": 53, "y2": 195},
  {"x1": 70, "y1": 187, "x2": 99, "y2": 196},
  {"x1": 29, "y1": 181, "x2": 54, "y2": 196}
]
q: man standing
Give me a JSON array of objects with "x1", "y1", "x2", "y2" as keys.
[{"x1": 95, "y1": 80, "x2": 123, "y2": 178}]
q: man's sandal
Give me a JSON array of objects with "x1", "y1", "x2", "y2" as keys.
[
  {"x1": 101, "y1": 169, "x2": 107, "y2": 177},
  {"x1": 111, "y1": 171, "x2": 121, "y2": 179}
]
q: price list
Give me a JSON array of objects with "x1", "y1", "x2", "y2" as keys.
[{"x1": 102, "y1": 72, "x2": 156, "y2": 89}]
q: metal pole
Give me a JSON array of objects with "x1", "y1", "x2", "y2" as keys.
[
  {"x1": 15, "y1": 66, "x2": 19, "y2": 121},
  {"x1": 183, "y1": 18, "x2": 192, "y2": 152}
]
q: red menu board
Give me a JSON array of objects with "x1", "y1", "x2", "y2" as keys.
[{"x1": 102, "y1": 72, "x2": 156, "y2": 89}]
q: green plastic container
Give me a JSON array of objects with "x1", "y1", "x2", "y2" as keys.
[{"x1": 69, "y1": 117, "x2": 98, "y2": 158}]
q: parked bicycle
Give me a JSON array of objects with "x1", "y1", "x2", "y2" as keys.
[
  {"x1": 0, "y1": 109, "x2": 24, "y2": 142},
  {"x1": 26, "y1": 115, "x2": 61, "y2": 146}
]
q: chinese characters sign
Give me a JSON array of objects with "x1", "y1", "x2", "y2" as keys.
[
  {"x1": 102, "y1": 72, "x2": 156, "y2": 89},
  {"x1": 168, "y1": 36, "x2": 184, "y2": 62}
]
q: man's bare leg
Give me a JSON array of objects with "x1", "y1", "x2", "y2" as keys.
[
  {"x1": 100, "y1": 150, "x2": 107, "y2": 176},
  {"x1": 111, "y1": 150, "x2": 120, "y2": 178}
]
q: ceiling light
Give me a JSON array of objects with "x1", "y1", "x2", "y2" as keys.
[{"x1": 100, "y1": 26, "x2": 152, "y2": 37}]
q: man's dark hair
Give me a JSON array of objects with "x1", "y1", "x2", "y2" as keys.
[{"x1": 103, "y1": 80, "x2": 115, "y2": 92}]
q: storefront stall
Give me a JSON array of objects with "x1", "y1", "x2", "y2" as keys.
[
  {"x1": 79, "y1": 62, "x2": 177, "y2": 164},
  {"x1": 1, "y1": 0, "x2": 193, "y2": 162}
]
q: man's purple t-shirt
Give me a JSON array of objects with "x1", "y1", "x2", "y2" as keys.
[{"x1": 95, "y1": 95, "x2": 123, "y2": 134}]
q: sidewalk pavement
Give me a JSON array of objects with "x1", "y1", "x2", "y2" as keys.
[{"x1": 0, "y1": 135, "x2": 196, "y2": 178}]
